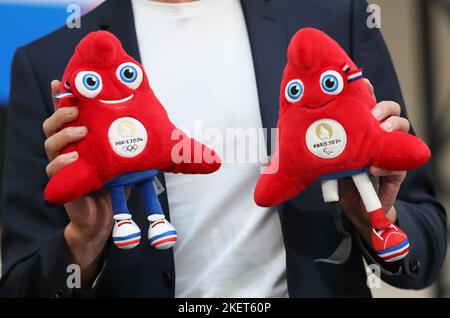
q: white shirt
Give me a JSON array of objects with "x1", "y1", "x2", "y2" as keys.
[{"x1": 131, "y1": 0, "x2": 288, "y2": 297}]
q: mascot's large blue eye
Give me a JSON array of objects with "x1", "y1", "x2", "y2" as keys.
[
  {"x1": 75, "y1": 71, "x2": 103, "y2": 98},
  {"x1": 116, "y1": 62, "x2": 143, "y2": 89},
  {"x1": 119, "y1": 65, "x2": 138, "y2": 83},
  {"x1": 83, "y1": 73, "x2": 100, "y2": 90},
  {"x1": 320, "y1": 70, "x2": 344, "y2": 95},
  {"x1": 285, "y1": 79, "x2": 304, "y2": 103}
]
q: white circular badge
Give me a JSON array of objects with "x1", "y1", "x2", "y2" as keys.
[
  {"x1": 305, "y1": 119, "x2": 347, "y2": 159},
  {"x1": 108, "y1": 117, "x2": 148, "y2": 158}
]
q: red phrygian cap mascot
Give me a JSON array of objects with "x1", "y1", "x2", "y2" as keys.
[
  {"x1": 45, "y1": 31, "x2": 221, "y2": 250},
  {"x1": 254, "y1": 28, "x2": 431, "y2": 263}
]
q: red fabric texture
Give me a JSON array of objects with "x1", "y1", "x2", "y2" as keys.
[
  {"x1": 45, "y1": 31, "x2": 221, "y2": 204},
  {"x1": 254, "y1": 28, "x2": 431, "y2": 207},
  {"x1": 368, "y1": 208, "x2": 392, "y2": 229}
]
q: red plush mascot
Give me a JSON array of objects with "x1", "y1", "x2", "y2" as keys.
[
  {"x1": 254, "y1": 28, "x2": 431, "y2": 263},
  {"x1": 45, "y1": 31, "x2": 221, "y2": 250}
]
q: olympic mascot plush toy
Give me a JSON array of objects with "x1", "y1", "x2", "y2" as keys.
[
  {"x1": 254, "y1": 28, "x2": 431, "y2": 263},
  {"x1": 45, "y1": 31, "x2": 221, "y2": 250}
]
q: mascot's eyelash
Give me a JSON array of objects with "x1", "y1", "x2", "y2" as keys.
[{"x1": 341, "y1": 63, "x2": 351, "y2": 73}]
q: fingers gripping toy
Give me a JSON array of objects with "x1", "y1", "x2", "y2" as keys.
[
  {"x1": 254, "y1": 28, "x2": 431, "y2": 263},
  {"x1": 45, "y1": 31, "x2": 221, "y2": 250}
]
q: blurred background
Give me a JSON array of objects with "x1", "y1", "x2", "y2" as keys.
[
  {"x1": 0, "y1": 0, "x2": 448, "y2": 297},
  {"x1": 367, "y1": 0, "x2": 450, "y2": 298}
]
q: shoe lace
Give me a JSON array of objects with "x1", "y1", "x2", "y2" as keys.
[{"x1": 373, "y1": 224, "x2": 397, "y2": 240}]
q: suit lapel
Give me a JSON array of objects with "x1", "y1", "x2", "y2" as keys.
[
  {"x1": 241, "y1": 0, "x2": 288, "y2": 154},
  {"x1": 97, "y1": 0, "x2": 141, "y2": 63}
]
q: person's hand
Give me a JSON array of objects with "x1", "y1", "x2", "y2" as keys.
[
  {"x1": 43, "y1": 80, "x2": 113, "y2": 288},
  {"x1": 338, "y1": 79, "x2": 409, "y2": 243}
]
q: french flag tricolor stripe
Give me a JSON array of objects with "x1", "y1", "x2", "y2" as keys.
[
  {"x1": 54, "y1": 91, "x2": 74, "y2": 99},
  {"x1": 378, "y1": 240, "x2": 410, "y2": 258},
  {"x1": 151, "y1": 235, "x2": 177, "y2": 247},
  {"x1": 347, "y1": 71, "x2": 363, "y2": 83},
  {"x1": 116, "y1": 237, "x2": 140, "y2": 247},
  {"x1": 342, "y1": 64, "x2": 351, "y2": 73},
  {"x1": 379, "y1": 244, "x2": 409, "y2": 259},
  {"x1": 150, "y1": 231, "x2": 177, "y2": 245},
  {"x1": 149, "y1": 230, "x2": 177, "y2": 243},
  {"x1": 383, "y1": 249, "x2": 410, "y2": 262},
  {"x1": 113, "y1": 232, "x2": 141, "y2": 242}
]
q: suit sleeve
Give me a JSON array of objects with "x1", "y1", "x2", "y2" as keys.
[
  {"x1": 0, "y1": 47, "x2": 100, "y2": 297},
  {"x1": 350, "y1": 0, "x2": 447, "y2": 289}
]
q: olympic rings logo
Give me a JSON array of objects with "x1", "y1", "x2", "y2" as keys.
[{"x1": 122, "y1": 144, "x2": 139, "y2": 153}]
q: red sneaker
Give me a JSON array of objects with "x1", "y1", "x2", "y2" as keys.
[
  {"x1": 368, "y1": 208, "x2": 409, "y2": 262},
  {"x1": 371, "y1": 224, "x2": 409, "y2": 262}
]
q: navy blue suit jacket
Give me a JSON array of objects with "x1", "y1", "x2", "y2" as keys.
[{"x1": 0, "y1": 0, "x2": 446, "y2": 297}]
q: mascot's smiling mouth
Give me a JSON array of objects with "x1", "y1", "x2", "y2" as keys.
[
  {"x1": 100, "y1": 94, "x2": 134, "y2": 104},
  {"x1": 303, "y1": 98, "x2": 334, "y2": 109}
]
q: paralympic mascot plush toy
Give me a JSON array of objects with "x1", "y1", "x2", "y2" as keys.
[
  {"x1": 254, "y1": 28, "x2": 431, "y2": 263},
  {"x1": 45, "y1": 31, "x2": 221, "y2": 250}
]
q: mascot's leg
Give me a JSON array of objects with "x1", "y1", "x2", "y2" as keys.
[
  {"x1": 109, "y1": 185, "x2": 141, "y2": 249},
  {"x1": 137, "y1": 178, "x2": 177, "y2": 250},
  {"x1": 351, "y1": 172, "x2": 409, "y2": 262},
  {"x1": 315, "y1": 179, "x2": 352, "y2": 265}
]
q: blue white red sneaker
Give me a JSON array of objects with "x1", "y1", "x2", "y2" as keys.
[
  {"x1": 112, "y1": 213, "x2": 141, "y2": 249},
  {"x1": 148, "y1": 214, "x2": 177, "y2": 250},
  {"x1": 371, "y1": 224, "x2": 409, "y2": 262}
]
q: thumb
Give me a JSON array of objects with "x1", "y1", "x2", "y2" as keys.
[
  {"x1": 51, "y1": 80, "x2": 61, "y2": 111},
  {"x1": 364, "y1": 78, "x2": 376, "y2": 101}
]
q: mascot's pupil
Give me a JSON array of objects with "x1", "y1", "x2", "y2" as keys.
[
  {"x1": 87, "y1": 77, "x2": 97, "y2": 86},
  {"x1": 124, "y1": 68, "x2": 134, "y2": 79},
  {"x1": 290, "y1": 86, "x2": 299, "y2": 95},
  {"x1": 325, "y1": 78, "x2": 335, "y2": 88}
]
